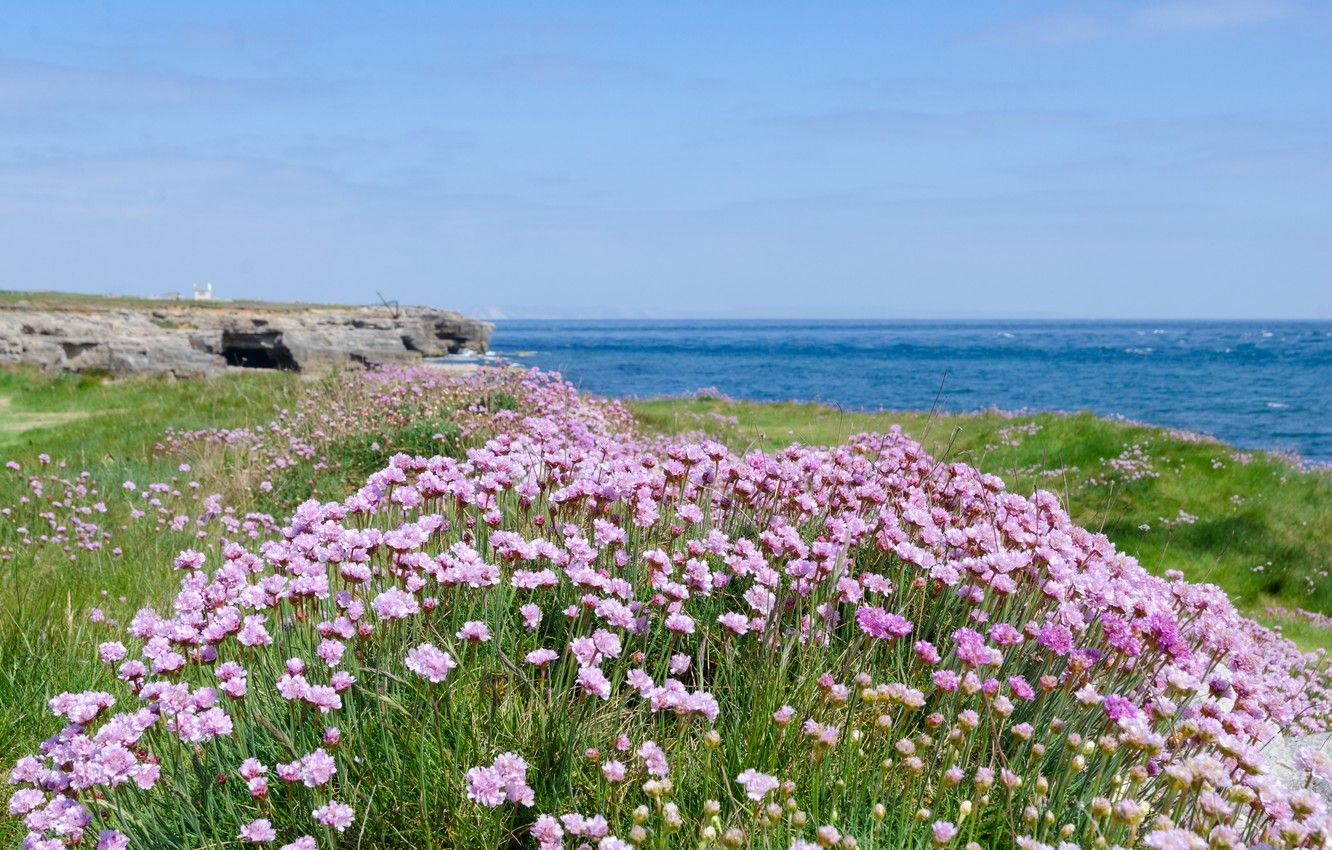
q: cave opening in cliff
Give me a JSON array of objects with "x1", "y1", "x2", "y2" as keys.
[{"x1": 221, "y1": 330, "x2": 299, "y2": 371}]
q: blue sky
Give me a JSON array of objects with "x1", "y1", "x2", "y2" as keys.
[{"x1": 1, "y1": 2, "x2": 1329, "y2": 318}]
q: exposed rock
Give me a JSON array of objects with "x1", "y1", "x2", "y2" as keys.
[
  {"x1": 0, "y1": 300, "x2": 492, "y2": 378},
  {"x1": 1266, "y1": 731, "x2": 1332, "y2": 802}
]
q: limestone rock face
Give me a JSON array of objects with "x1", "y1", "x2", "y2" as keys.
[{"x1": 0, "y1": 301, "x2": 492, "y2": 378}]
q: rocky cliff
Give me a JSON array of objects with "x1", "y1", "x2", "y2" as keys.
[{"x1": 0, "y1": 298, "x2": 492, "y2": 378}]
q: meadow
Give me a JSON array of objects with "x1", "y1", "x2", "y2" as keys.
[{"x1": 2, "y1": 365, "x2": 1330, "y2": 849}]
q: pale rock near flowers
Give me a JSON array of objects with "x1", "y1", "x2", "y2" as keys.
[{"x1": 0, "y1": 298, "x2": 492, "y2": 378}]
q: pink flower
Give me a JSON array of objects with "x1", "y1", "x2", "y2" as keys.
[
  {"x1": 532, "y1": 814, "x2": 564, "y2": 845},
  {"x1": 526, "y1": 648, "x2": 559, "y2": 667},
  {"x1": 736, "y1": 768, "x2": 779, "y2": 801},
  {"x1": 299, "y1": 748, "x2": 337, "y2": 787},
  {"x1": 717, "y1": 612, "x2": 750, "y2": 635},
  {"x1": 1104, "y1": 693, "x2": 1138, "y2": 722},
  {"x1": 602, "y1": 760, "x2": 626, "y2": 782},
  {"x1": 8, "y1": 788, "x2": 43, "y2": 815},
  {"x1": 98, "y1": 642, "x2": 126, "y2": 664},
  {"x1": 237, "y1": 615, "x2": 273, "y2": 647},
  {"x1": 372, "y1": 588, "x2": 419, "y2": 620},
  {"x1": 855, "y1": 605, "x2": 913, "y2": 640},
  {"x1": 467, "y1": 753, "x2": 534, "y2": 807},
  {"x1": 933, "y1": 670, "x2": 960, "y2": 692},
  {"x1": 238, "y1": 758, "x2": 267, "y2": 780},
  {"x1": 577, "y1": 666, "x2": 611, "y2": 699},
  {"x1": 952, "y1": 628, "x2": 993, "y2": 668},
  {"x1": 466, "y1": 766, "x2": 506, "y2": 807},
  {"x1": 637, "y1": 740, "x2": 669, "y2": 777},
  {"x1": 664, "y1": 612, "x2": 695, "y2": 634},
  {"x1": 1007, "y1": 675, "x2": 1035, "y2": 701},
  {"x1": 405, "y1": 643, "x2": 457, "y2": 683},
  {"x1": 317, "y1": 639, "x2": 345, "y2": 667},
  {"x1": 238, "y1": 818, "x2": 276, "y2": 843},
  {"x1": 330, "y1": 671, "x2": 355, "y2": 693},
  {"x1": 172, "y1": 549, "x2": 205, "y2": 571},
  {"x1": 312, "y1": 800, "x2": 355, "y2": 832},
  {"x1": 930, "y1": 820, "x2": 957, "y2": 845},
  {"x1": 1037, "y1": 623, "x2": 1074, "y2": 656},
  {"x1": 457, "y1": 620, "x2": 491, "y2": 643},
  {"x1": 97, "y1": 831, "x2": 129, "y2": 850},
  {"x1": 520, "y1": 603, "x2": 542, "y2": 630}
]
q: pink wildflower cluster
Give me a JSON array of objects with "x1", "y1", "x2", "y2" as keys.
[
  {"x1": 466, "y1": 752, "x2": 535, "y2": 808},
  {"x1": 8, "y1": 366, "x2": 1332, "y2": 849}
]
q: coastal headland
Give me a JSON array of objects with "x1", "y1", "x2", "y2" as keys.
[{"x1": 0, "y1": 291, "x2": 492, "y2": 378}]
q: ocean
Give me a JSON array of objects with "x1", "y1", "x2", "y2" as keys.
[{"x1": 476, "y1": 320, "x2": 1332, "y2": 462}]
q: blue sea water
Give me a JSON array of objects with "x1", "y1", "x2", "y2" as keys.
[{"x1": 480, "y1": 320, "x2": 1332, "y2": 462}]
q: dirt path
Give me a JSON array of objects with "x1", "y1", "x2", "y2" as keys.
[{"x1": 0, "y1": 395, "x2": 93, "y2": 443}]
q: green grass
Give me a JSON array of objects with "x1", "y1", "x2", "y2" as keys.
[
  {"x1": 0, "y1": 371, "x2": 1325, "y2": 653},
  {"x1": 0, "y1": 288, "x2": 352, "y2": 311},
  {"x1": 629, "y1": 397, "x2": 1332, "y2": 648},
  {"x1": 0, "y1": 370, "x2": 1329, "y2": 844},
  {"x1": 0, "y1": 367, "x2": 302, "y2": 836}
]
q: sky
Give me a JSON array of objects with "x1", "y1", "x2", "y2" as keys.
[{"x1": 1, "y1": 1, "x2": 1329, "y2": 319}]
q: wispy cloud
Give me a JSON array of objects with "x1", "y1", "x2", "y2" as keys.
[
  {"x1": 984, "y1": 0, "x2": 1297, "y2": 45},
  {"x1": 1133, "y1": 0, "x2": 1293, "y2": 31},
  {"x1": 770, "y1": 106, "x2": 1079, "y2": 141},
  {"x1": 432, "y1": 55, "x2": 646, "y2": 87},
  {"x1": 0, "y1": 56, "x2": 305, "y2": 110}
]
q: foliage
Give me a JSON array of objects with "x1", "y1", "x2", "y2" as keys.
[{"x1": 4, "y1": 368, "x2": 1332, "y2": 850}]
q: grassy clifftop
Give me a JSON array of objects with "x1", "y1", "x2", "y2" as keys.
[
  {"x1": 0, "y1": 288, "x2": 349, "y2": 311},
  {"x1": 0, "y1": 366, "x2": 1328, "y2": 845},
  {"x1": 1, "y1": 369, "x2": 1326, "y2": 648}
]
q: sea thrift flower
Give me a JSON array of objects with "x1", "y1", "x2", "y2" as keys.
[
  {"x1": 520, "y1": 603, "x2": 542, "y2": 630},
  {"x1": 405, "y1": 643, "x2": 456, "y2": 683},
  {"x1": 577, "y1": 666, "x2": 611, "y2": 699},
  {"x1": 372, "y1": 588, "x2": 419, "y2": 620},
  {"x1": 239, "y1": 818, "x2": 277, "y2": 843},
  {"x1": 931, "y1": 821, "x2": 957, "y2": 846},
  {"x1": 638, "y1": 741, "x2": 669, "y2": 777},
  {"x1": 299, "y1": 749, "x2": 336, "y2": 787},
  {"x1": 466, "y1": 753, "x2": 534, "y2": 807},
  {"x1": 8, "y1": 367, "x2": 1332, "y2": 850},
  {"x1": 457, "y1": 620, "x2": 491, "y2": 642},
  {"x1": 736, "y1": 769, "x2": 780, "y2": 801},
  {"x1": 312, "y1": 800, "x2": 355, "y2": 832},
  {"x1": 1037, "y1": 623, "x2": 1074, "y2": 656},
  {"x1": 718, "y1": 612, "x2": 750, "y2": 635},
  {"x1": 953, "y1": 628, "x2": 993, "y2": 667},
  {"x1": 526, "y1": 648, "x2": 558, "y2": 667},
  {"x1": 914, "y1": 640, "x2": 941, "y2": 665},
  {"x1": 855, "y1": 605, "x2": 912, "y2": 640}
]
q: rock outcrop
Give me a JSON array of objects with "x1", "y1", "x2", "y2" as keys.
[{"x1": 0, "y1": 299, "x2": 492, "y2": 378}]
